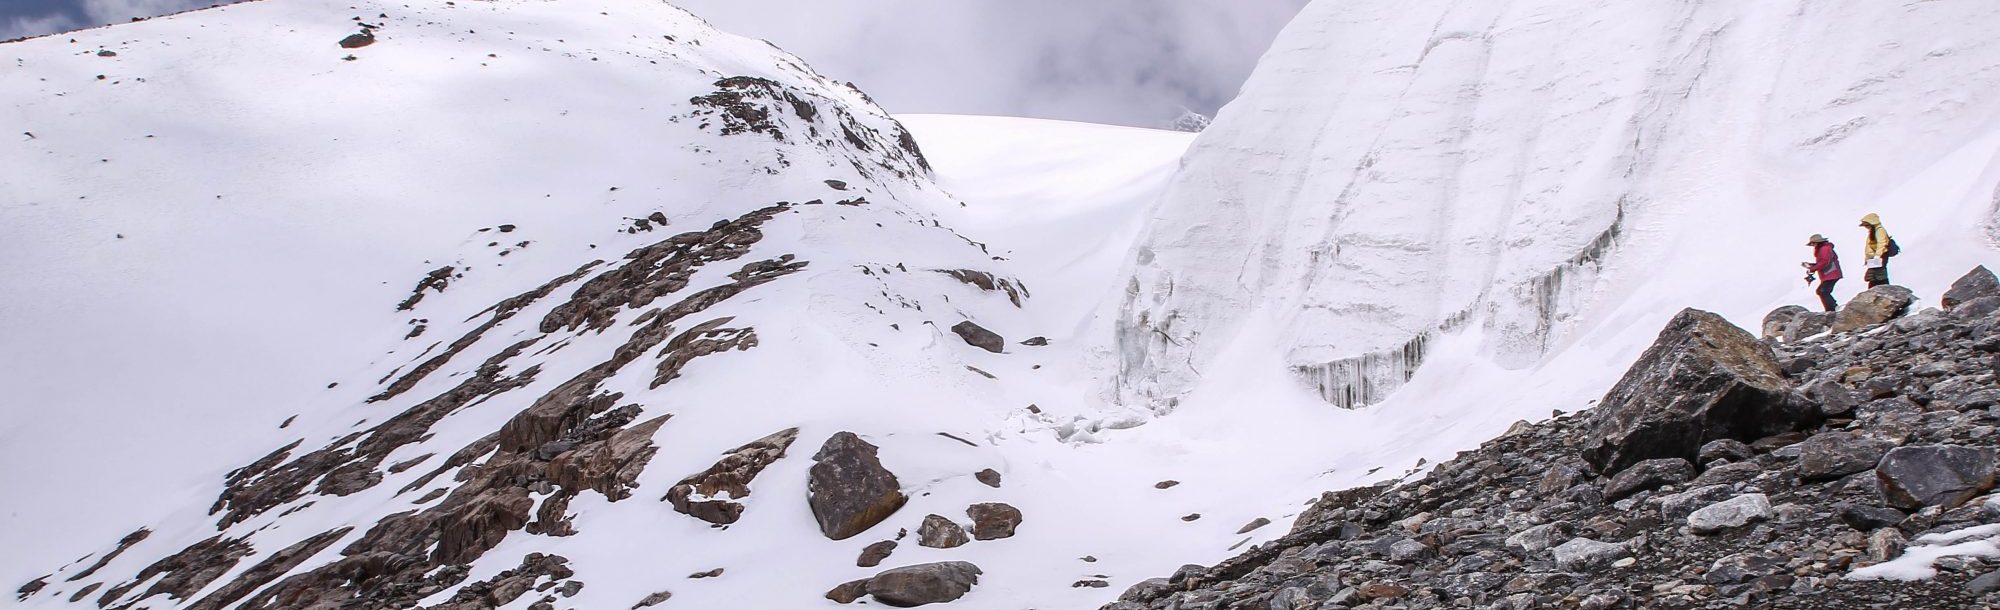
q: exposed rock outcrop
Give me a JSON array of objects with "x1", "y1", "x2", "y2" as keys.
[
  {"x1": 937, "y1": 269, "x2": 1029, "y2": 306},
  {"x1": 185, "y1": 527, "x2": 352, "y2": 610},
  {"x1": 96, "y1": 535, "x2": 251, "y2": 607},
  {"x1": 666, "y1": 427, "x2": 799, "y2": 525},
  {"x1": 809, "y1": 432, "x2": 907, "y2": 540},
  {"x1": 398, "y1": 265, "x2": 455, "y2": 311},
  {"x1": 65, "y1": 527, "x2": 149, "y2": 584},
  {"x1": 88, "y1": 207, "x2": 804, "y2": 610}
]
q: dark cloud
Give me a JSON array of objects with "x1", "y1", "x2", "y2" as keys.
[
  {"x1": 3, "y1": 0, "x2": 1308, "y2": 128},
  {"x1": 2, "y1": 0, "x2": 220, "y2": 39},
  {"x1": 669, "y1": 0, "x2": 1309, "y2": 127}
]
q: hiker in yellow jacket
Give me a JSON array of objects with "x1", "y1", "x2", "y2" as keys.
[{"x1": 1859, "y1": 213, "x2": 1894, "y2": 287}]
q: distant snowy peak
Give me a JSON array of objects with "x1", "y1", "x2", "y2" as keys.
[
  {"x1": 1117, "y1": 0, "x2": 2000, "y2": 411},
  {"x1": 6, "y1": 0, "x2": 1044, "y2": 608}
]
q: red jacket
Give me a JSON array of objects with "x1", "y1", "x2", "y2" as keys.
[{"x1": 1809, "y1": 242, "x2": 1843, "y2": 282}]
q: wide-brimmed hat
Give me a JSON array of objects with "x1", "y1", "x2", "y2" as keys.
[{"x1": 1807, "y1": 234, "x2": 1827, "y2": 245}]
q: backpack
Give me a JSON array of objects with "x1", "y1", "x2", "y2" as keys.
[{"x1": 1885, "y1": 237, "x2": 1901, "y2": 258}]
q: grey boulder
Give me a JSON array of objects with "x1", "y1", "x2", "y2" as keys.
[
  {"x1": 1943, "y1": 266, "x2": 1999, "y2": 310},
  {"x1": 1833, "y1": 285, "x2": 1916, "y2": 333},
  {"x1": 1876, "y1": 445, "x2": 1998, "y2": 510},
  {"x1": 1582, "y1": 309, "x2": 1808, "y2": 472},
  {"x1": 1797, "y1": 432, "x2": 1893, "y2": 482},
  {"x1": 951, "y1": 321, "x2": 1005, "y2": 353},
  {"x1": 1688, "y1": 493, "x2": 1773, "y2": 534},
  {"x1": 1551, "y1": 538, "x2": 1630, "y2": 572}
]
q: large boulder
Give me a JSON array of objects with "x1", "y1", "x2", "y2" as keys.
[
  {"x1": 1876, "y1": 445, "x2": 1998, "y2": 510},
  {"x1": 808, "y1": 432, "x2": 907, "y2": 540},
  {"x1": 950, "y1": 321, "x2": 1005, "y2": 353},
  {"x1": 864, "y1": 562, "x2": 983, "y2": 607},
  {"x1": 966, "y1": 503, "x2": 1022, "y2": 540},
  {"x1": 1796, "y1": 432, "x2": 1893, "y2": 482},
  {"x1": 1581, "y1": 309, "x2": 1809, "y2": 472},
  {"x1": 1832, "y1": 286, "x2": 1916, "y2": 333},
  {"x1": 1943, "y1": 266, "x2": 1999, "y2": 310}
]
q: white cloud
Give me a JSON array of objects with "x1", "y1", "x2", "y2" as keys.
[{"x1": 669, "y1": 0, "x2": 1308, "y2": 127}]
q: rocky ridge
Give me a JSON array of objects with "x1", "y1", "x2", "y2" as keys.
[{"x1": 1108, "y1": 269, "x2": 2000, "y2": 610}]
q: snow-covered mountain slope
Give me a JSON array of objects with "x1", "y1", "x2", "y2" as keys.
[
  {"x1": 1117, "y1": 0, "x2": 2000, "y2": 416},
  {"x1": 0, "y1": 2, "x2": 1216, "y2": 608},
  {"x1": 13, "y1": 0, "x2": 2000, "y2": 608},
  {"x1": 0, "y1": 1, "x2": 1320, "y2": 603}
]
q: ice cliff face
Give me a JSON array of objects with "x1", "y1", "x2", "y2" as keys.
[{"x1": 1117, "y1": 0, "x2": 2000, "y2": 410}]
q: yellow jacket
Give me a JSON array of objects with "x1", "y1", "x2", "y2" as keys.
[{"x1": 1861, "y1": 213, "x2": 1891, "y2": 259}]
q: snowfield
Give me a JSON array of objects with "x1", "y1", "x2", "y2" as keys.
[{"x1": 6, "y1": 0, "x2": 2000, "y2": 608}]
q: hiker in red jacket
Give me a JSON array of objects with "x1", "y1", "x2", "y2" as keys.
[{"x1": 1801, "y1": 233, "x2": 1843, "y2": 312}]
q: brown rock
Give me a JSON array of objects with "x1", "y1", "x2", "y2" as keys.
[
  {"x1": 858, "y1": 540, "x2": 897, "y2": 568},
  {"x1": 974, "y1": 468, "x2": 1002, "y2": 488},
  {"x1": 826, "y1": 578, "x2": 871, "y2": 604},
  {"x1": 865, "y1": 562, "x2": 983, "y2": 607},
  {"x1": 546, "y1": 415, "x2": 671, "y2": 502},
  {"x1": 808, "y1": 432, "x2": 907, "y2": 540},
  {"x1": 966, "y1": 503, "x2": 1022, "y2": 540},
  {"x1": 666, "y1": 427, "x2": 799, "y2": 524}
]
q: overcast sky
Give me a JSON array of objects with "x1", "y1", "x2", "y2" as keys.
[{"x1": 2, "y1": 0, "x2": 1308, "y2": 128}]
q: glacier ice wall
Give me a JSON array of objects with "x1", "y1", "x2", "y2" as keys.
[{"x1": 1117, "y1": 0, "x2": 2000, "y2": 410}]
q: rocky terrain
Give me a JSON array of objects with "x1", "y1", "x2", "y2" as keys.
[{"x1": 1107, "y1": 267, "x2": 2000, "y2": 610}]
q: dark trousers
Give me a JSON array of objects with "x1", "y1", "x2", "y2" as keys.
[
  {"x1": 1866, "y1": 262, "x2": 1890, "y2": 288},
  {"x1": 1817, "y1": 278, "x2": 1839, "y2": 312}
]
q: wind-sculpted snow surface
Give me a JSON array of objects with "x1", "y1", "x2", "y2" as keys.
[{"x1": 1118, "y1": 0, "x2": 2000, "y2": 411}]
